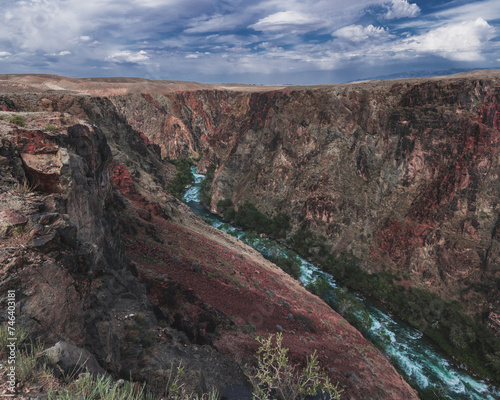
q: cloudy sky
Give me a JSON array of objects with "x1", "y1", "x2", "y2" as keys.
[{"x1": 0, "y1": 0, "x2": 499, "y2": 84}]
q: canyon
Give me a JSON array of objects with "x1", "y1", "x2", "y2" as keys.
[
  {"x1": 110, "y1": 71, "x2": 500, "y2": 331},
  {"x1": 0, "y1": 71, "x2": 499, "y2": 398}
]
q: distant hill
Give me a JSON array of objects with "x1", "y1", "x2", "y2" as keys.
[{"x1": 357, "y1": 67, "x2": 500, "y2": 82}]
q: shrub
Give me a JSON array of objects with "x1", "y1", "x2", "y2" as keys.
[
  {"x1": 269, "y1": 253, "x2": 302, "y2": 280},
  {"x1": 217, "y1": 198, "x2": 233, "y2": 213},
  {"x1": 13, "y1": 176, "x2": 37, "y2": 194},
  {"x1": 234, "y1": 201, "x2": 291, "y2": 238},
  {"x1": 51, "y1": 359, "x2": 220, "y2": 400},
  {"x1": 166, "y1": 157, "x2": 195, "y2": 199},
  {"x1": 307, "y1": 277, "x2": 372, "y2": 334},
  {"x1": 216, "y1": 197, "x2": 292, "y2": 239},
  {"x1": 49, "y1": 372, "x2": 155, "y2": 400},
  {"x1": 307, "y1": 277, "x2": 331, "y2": 298},
  {"x1": 44, "y1": 124, "x2": 58, "y2": 132},
  {"x1": 0, "y1": 325, "x2": 51, "y2": 389},
  {"x1": 234, "y1": 201, "x2": 269, "y2": 233},
  {"x1": 9, "y1": 114, "x2": 26, "y2": 127},
  {"x1": 332, "y1": 289, "x2": 372, "y2": 334},
  {"x1": 247, "y1": 333, "x2": 342, "y2": 400},
  {"x1": 1, "y1": 324, "x2": 222, "y2": 399},
  {"x1": 416, "y1": 384, "x2": 448, "y2": 400},
  {"x1": 222, "y1": 207, "x2": 236, "y2": 222},
  {"x1": 270, "y1": 213, "x2": 291, "y2": 238}
]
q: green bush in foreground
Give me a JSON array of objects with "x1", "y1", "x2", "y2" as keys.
[
  {"x1": 3, "y1": 325, "x2": 342, "y2": 400},
  {"x1": 44, "y1": 124, "x2": 58, "y2": 132},
  {"x1": 9, "y1": 114, "x2": 26, "y2": 127},
  {"x1": 248, "y1": 333, "x2": 342, "y2": 400},
  {"x1": 0, "y1": 325, "x2": 52, "y2": 391},
  {"x1": 49, "y1": 372, "x2": 154, "y2": 400},
  {"x1": 49, "y1": 360, "x2": 219, "y2": 400}
]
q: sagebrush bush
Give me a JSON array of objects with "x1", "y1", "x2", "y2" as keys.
[
  {"x1": 247, "y1": 333, "x2": 342, "y2": 400},
  {"x1": 9, "y1": 114, "x2": 26, "y2": 127},
  {"x1": 44, "y1": 124, "x2": 58, "y2": 132}
]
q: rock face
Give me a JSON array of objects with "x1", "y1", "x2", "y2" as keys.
[
  {"x1": 0, "y1": 105, "x2": 248, "y2": 395},
  {"x1": 110, "y1": 73, "x2": 500, "y2": 332},
  {"x1": 0, "y1": 76, "x2": 420, "y2": 399}
]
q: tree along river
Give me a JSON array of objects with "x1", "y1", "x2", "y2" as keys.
[{"x1": 183, "y1": 167, "x2": 500, "y2": 400}]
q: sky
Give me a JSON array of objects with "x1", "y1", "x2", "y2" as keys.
[{"x1": 0, "y1": 0, "x2": 499, "y2": 84}]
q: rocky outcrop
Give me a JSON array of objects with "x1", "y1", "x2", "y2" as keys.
[
  {"x1": 0, "y1": 108, "x2": 247, "y2": 395},
  {"x1": 0, "y1": 78, "x2": 420, "y2": 399}
]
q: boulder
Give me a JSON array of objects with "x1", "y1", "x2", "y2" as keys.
[{"x1": 37, "y1": 341, "x2": 106, "y2": 378}]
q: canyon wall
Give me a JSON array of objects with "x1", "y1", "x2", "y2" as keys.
[{"x1": 111, "y1": 73, "x2": 500, "y2": 335}]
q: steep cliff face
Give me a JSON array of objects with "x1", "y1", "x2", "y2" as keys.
[
  {"x1": 112, "y1": 74, "x2": 500, "y2": 333},
  {"x1": 209, "y1": 77, "x2": 500, "y2": 331},
  {"x1": 0, "y1": 76, "x2": 419, "y2": 399}
]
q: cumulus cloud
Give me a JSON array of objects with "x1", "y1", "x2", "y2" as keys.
[
  {"x1": 105, "y1": 50, "x2": 150, "y2": 64},
  {"x1": 403, "y1": 18, "x2": 496, "y2": 61},
  {"x1": 383, "y1": 0, "x2": 420, "y2": 20},
  {"x1": 249, "y1": 11, "x2": 321, "y2": 33},
  {"x1": 334, "y1": 24, "x2": 391, "y2": 43}
]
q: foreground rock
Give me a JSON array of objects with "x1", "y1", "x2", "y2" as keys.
[{"x1": 38, "y1": 341, "x2": 106, "y2": 377}]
